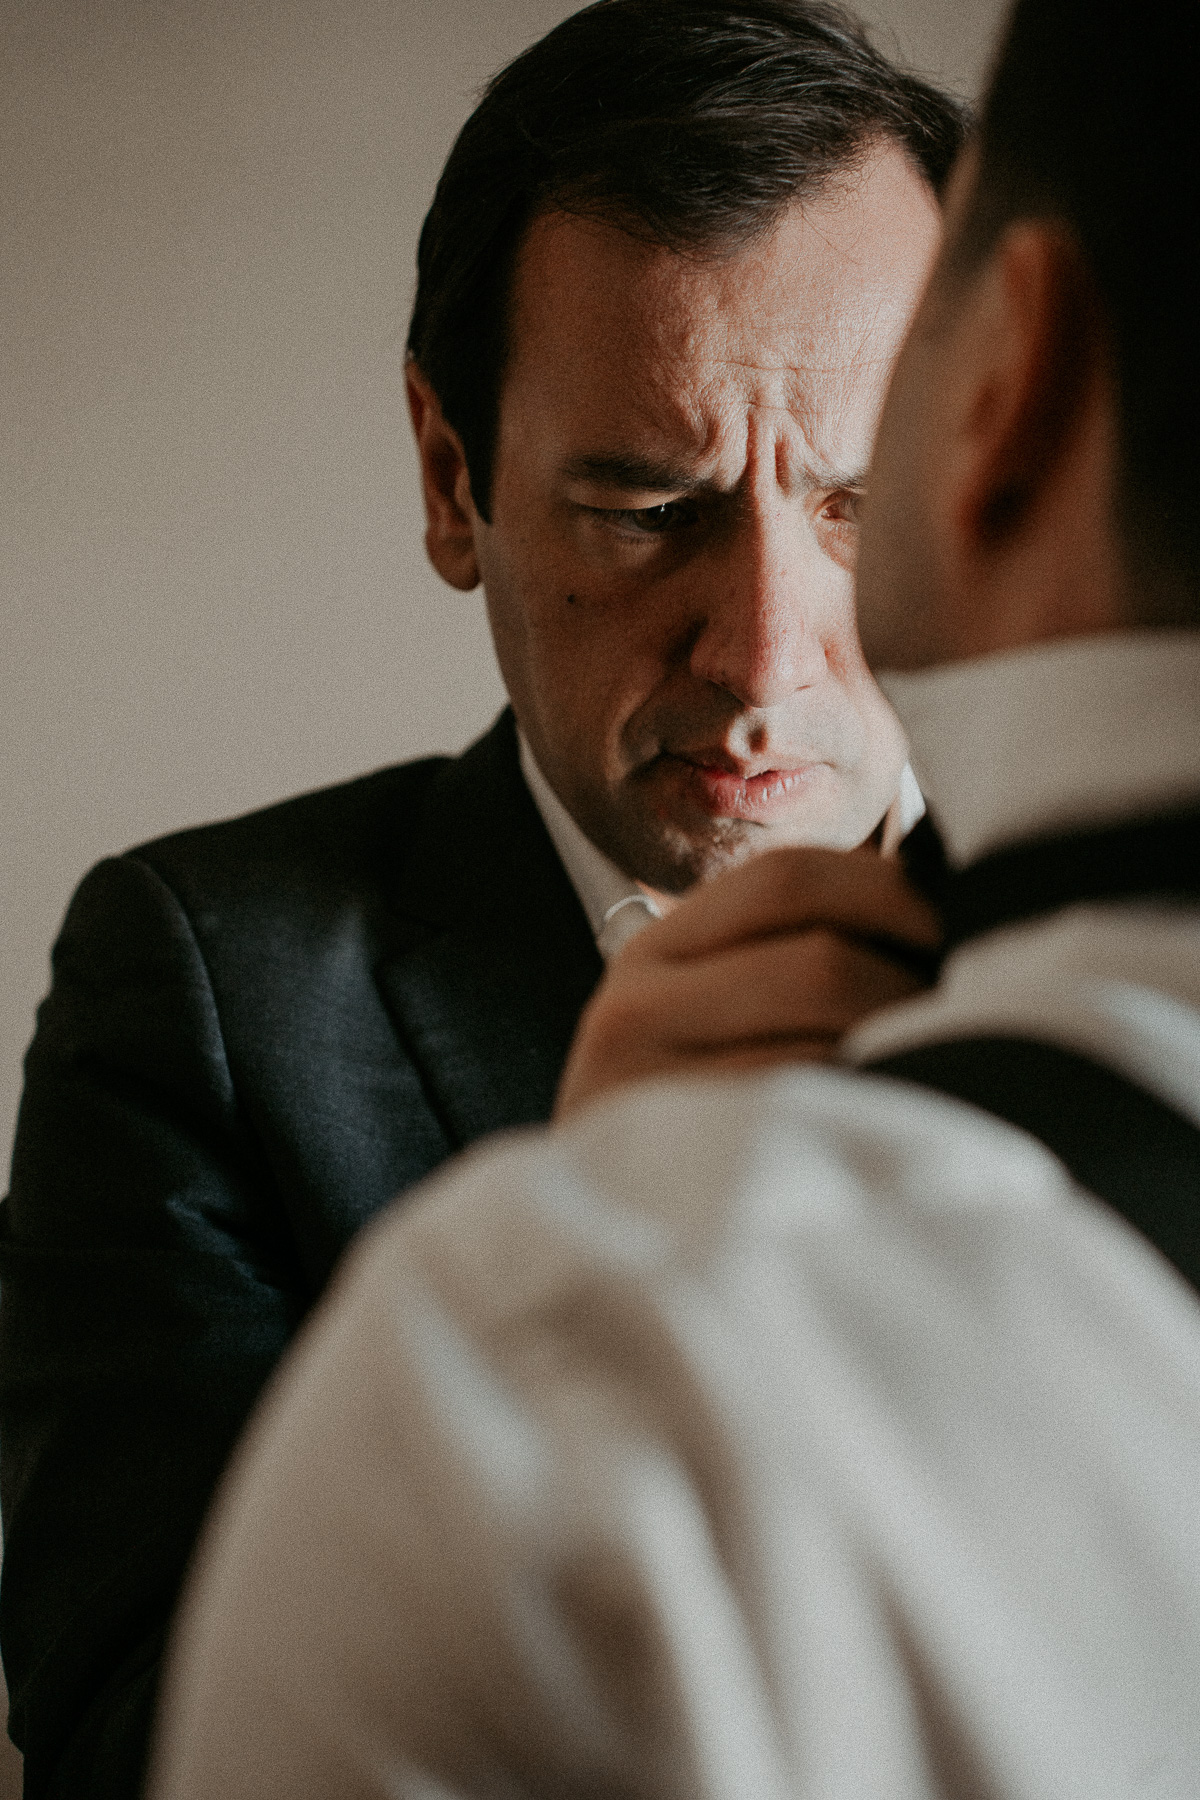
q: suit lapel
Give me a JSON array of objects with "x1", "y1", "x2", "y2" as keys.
[{"x1": 377, "y1": 712, "x2": 603, "y2": 1151}]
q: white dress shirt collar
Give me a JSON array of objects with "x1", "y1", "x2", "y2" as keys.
[
  {"x1": 518, "y1": 732, "x2": 661, "y2": 960},
  {"x1": 881, "y1": 629, "x2": 1200, "y2": 868}
]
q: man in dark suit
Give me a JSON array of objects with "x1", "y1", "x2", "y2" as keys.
[
  {"x1": 0, "y1": 4, "x2": 965, "y2": 1794},
  {"x1": 144, "y1": 2, "x2": 1200, "y2": 1793}
]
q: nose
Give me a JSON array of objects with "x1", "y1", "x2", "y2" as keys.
[{"x1": 686, "y1": 501, "x2": 832, "y2": 710}]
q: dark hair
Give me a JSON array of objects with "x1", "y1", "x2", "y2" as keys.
[
  {"x1": 407, "y1": 0, "x2": 969, "y2": 521},
  {"x1": 957, "y1": 0, "x2": 1200, "y2": 603}
]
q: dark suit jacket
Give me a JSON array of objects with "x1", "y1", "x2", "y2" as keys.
[{"x1": 0, "y1": 710, "x2": 602, "y2": 1798}]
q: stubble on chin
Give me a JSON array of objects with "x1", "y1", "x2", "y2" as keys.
[
  {"x1": 612, "y1": 755, "x2": 900, "y2": 890},
  {"x1": 609, "y1": 778, "x2": 803, "y2": 894}
]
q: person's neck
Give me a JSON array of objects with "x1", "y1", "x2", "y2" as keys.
[
  {"x1": 930, "y1": 357, "x2": 1130, "y2": 667},
  {"x1": 880, "y1": 629, "x2": 1200, "y2": 870},
  {"x1": 936, "y1": 526, "x2": 1128, "y2": 668}
]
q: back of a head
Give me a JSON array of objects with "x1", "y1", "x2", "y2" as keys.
[
  {"x1": 408, "y1": 0, "x2": 968, "y2": 519},
  {"x1": 965, "y1": 0, "x2": 1200, "y2": 615}
]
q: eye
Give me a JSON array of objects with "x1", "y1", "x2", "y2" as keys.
[
  {"x1": 594, "y1": 500, "x2": 699, "y2": 536},
  {"x1": 820, "y1": 489, "x2": 863, "y2": 527}
]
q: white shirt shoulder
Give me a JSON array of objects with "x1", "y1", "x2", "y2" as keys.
[{"x1": 150, "y1": 1066, "x2": 1200, "y2": 1800}]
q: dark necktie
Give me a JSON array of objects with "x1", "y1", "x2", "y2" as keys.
[{"x1": 878, "y1": 803, "x2": 1200, "y2": 1296}]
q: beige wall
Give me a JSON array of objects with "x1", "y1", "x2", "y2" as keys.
[{"x1": 0, "y1": 1, "x2": 1005, "y2": 1782}]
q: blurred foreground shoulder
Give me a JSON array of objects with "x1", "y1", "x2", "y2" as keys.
[{"x1": 149, "y1": 1067, "x2": 1200, "y2": 1799}]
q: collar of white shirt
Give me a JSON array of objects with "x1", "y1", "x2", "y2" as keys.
[
  {"x1": 518, "y1": 732, "x2": 662, "y2": 961},
  {"x1": 881, "y1": 629, "x2": 1200, "y2": 869}
]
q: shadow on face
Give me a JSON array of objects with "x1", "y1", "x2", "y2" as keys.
[
  {"x1": 444, "y1": 143, "x2": 942, "y2": 891},
  {"x1": 858, "y1": 145, "x2": 1128, "y2": 676}
]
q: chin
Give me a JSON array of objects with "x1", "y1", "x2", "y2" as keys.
[
  {"x1": 645, "y1": 814, "x2": 828, "y2": 892},
  {"x1": 613, "y1": 775, "x2": 886, "y2": 891}
]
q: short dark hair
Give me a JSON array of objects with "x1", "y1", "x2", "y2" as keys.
[
  {"x1": 956, "y1": 0, "x2": 1200, "y2": 606},
  {"x1": 407, "y1": 0, "x2": 968, "y2": 521}
]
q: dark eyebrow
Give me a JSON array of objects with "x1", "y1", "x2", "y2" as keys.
[
  {"x1": 812, "y1": 464, "x2": 869, "y2": 492},
  {"x1": 561, "y1": 451, "x2": 710, "y2": 493},
  {"x1": 563, "y1": 450, "x2": 870, "y2": 496}
]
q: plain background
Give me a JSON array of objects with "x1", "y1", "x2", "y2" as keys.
[{"x1": 0, "y1": 0, "x2": 1005, "y2": 1787}]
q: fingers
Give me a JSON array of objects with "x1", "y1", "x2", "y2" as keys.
[
  {"x1": 654, "y1": 930, "x2": 923, "y2": 1043},
  {"x1": 557, "y1": 841, "x2": 943, "y2": 1121},
  {"x1": 617, "y1": 930, "x2": 926, "y2": 1047},
  {"x1": 563, "y1": 1036, "x2": 844, "y2": 1110},
  {"x1": 556, "y1": 930, "x2": 929, "y2": 1119},
  {"x1": 620, "y1": 844, "x2": 940, "y2": 970}
]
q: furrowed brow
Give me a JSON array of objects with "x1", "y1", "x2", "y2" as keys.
[
  {"x1": 562, "y1": 451, "x2": 708, "y2": 493},
  {"x1": 563, "y1": 451, "x2": 870, "y2": 497},
  {"x1": 809, "y1": 463, "x2": 869, "y2": 492}
]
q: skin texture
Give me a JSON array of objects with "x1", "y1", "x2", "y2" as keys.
[
  {"x1": 556, "y1": 149, "x2": 1132, "y2": 1119},
  {"x1": 409, "y1": 143, "x2": 941, "y2": 896}
]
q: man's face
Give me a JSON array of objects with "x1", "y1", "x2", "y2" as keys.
[{"x1": 472, "y1": 146, "x2": 940, "y2": 892}]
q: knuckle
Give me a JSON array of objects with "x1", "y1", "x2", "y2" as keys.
[{"x1": 581, "y1": 982, "x2": 654, "y2": 1056}]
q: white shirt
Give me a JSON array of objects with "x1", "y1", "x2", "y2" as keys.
[
  {"x1": 150, "y1": 632, "x2": 1200, "y2": 1800},
  {"x1": 518, "y1": 732, "x2": 662, "y2": 960},
  {"x1": 849, "y1": 631, "x2": 1200, "y2": 1122}
]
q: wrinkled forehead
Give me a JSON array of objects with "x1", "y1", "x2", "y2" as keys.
[{"x1": 500, "y1": 151, "x2": 940, "y2": 467}]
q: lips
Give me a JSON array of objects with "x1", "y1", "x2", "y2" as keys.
[{"x1": 662, "y1": 751, "x2": 829, "y2": 820}]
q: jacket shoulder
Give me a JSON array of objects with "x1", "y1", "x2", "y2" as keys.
[{"x1": 128, "y1": 753, "x2": 449, "y2": 902}]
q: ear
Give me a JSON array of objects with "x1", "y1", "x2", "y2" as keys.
[
  {"x1": 949, "y1": 222, "x2": 1102, "y2": 555},
  {"x1": 405, "y1": 361, "x2": 482, "y2": 591}
]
